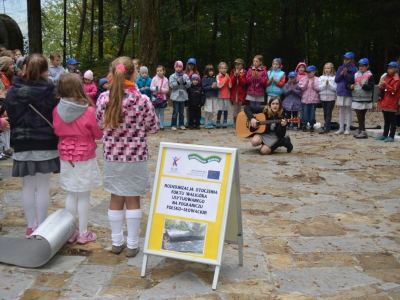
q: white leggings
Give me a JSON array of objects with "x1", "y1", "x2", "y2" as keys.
[
  {"x1": 22, "y1": 173, "x2": 51, "y2": 228},
  {"x1": 65, "y1": 191, "x2": 91, "y2": 235},
  {"x1": 339, "y1": 106, "x2": 352, "y2": 130}
]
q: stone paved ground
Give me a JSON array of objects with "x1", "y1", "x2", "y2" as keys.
[{"x1": 1, "y1": 107, "x2": 400, "y2": 300}]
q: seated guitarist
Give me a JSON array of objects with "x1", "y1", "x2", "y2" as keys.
[{"x1": 244, "y1": 96, "x2": 293, "y2": 155}]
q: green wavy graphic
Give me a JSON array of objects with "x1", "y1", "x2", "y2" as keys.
[{"x1": 187, "y1": 153, "x2": 222, "y2": 164}]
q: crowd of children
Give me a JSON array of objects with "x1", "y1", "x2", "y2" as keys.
[{"x1": 0, "y1": 46, "x2": 399, "y2": 251}]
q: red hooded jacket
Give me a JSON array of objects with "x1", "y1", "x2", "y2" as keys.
[{"x1": 230, "y1": 69, "x2": 247, "y2": 102}]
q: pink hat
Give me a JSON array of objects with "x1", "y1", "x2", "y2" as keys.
[
  {"x1": 174, "y1": 61, "x2": 183, "y2": 68},
  {"x1": 84, "y1": 70, "x2": 93, "y2": 80}
]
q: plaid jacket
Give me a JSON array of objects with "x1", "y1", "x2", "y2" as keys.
[
  {"x1": 96, "y1": 86, "x2": 159, "y2": 162},
  {"x1": 6, "y1": 76, "x2": 59, "y2": 152}
]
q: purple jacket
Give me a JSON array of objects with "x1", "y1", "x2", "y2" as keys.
[
  {"x1": 283, "y1": 81, "x2": 302, "y2": 111},
  {"x1": 335, "y1": 63, "x2": 358, "y2": 97}
]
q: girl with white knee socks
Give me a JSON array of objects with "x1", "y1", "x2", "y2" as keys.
[
  {"x1": 5, "y1": 54, "x2": 60, "y2": 238},
  {"x1": 53, "y1": 73, "x2": 103, "y2": 244},
  {"x1": 96, "y1": 57, "x2": 159, "y2": 257}
]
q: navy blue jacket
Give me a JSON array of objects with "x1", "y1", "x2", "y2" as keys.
[{"x1": 202, "y1": 76, "x2": 218, "y2": 98}]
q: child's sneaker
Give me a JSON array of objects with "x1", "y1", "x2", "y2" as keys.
[
  {"x1": 344, "y1": 129, "x2": 350, "y2": 135},
  {"x1": 68, "y1": 229, "x2": 79, "y2": 244},
  {"x1": 384, "y1": 137, "x2": 394, "y2": 142},
  {"x1": 126, "y1": 246, "x2": 140, "y2": 258},
  {"x1": 302, "y1": 126, "x2": 307, "y2": 132},
  {"x1": 26, "y1": 227, "x2": 35, "y2": 238},
  {"x1": 377, "y1": 135, "x2": 387, "y2": 140},
  {"x1": 216, "y1": 121, "x2": 221, "y2": 129},
  {"x1": 180, "y1": 126, "x2": 186, "y2": 130},
  {"x1": 293, "y1": 126, "x2": 298, "y2": 131},
  {"x1": 222, "y1": 121, "x2": 227, "y2": 128},
  {"x1": 310, "y1": 126, "x2": 314, "y2": 132},
  {"x1": 335, "y1": 128, "x2": 344, "y2": 135},
  {"x1": 171, "y1": 126, "x2": 177, "y2": 131},
  {"x1": 77, "y1": 230, "x2": 97, "y2": 244}
]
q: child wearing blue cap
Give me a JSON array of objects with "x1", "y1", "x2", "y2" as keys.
[
  {"x1": 346, "y1": 58, "x2": 374, "y2": 139},
  {"x1": 377, "y1": 61, "x2": 400, "y2": 142},
  {"x1": 266, "y1": 58, "x2": 285, "y2": 101},
  {"x1": 66, "y1": 58, "x2": 82, "y2": 77},
  {"x1": 299, "y1": 65, "x2": 320, "y2": 132},
  {"x1": 283, "y1": 71, "x2": 302, "y2": 130},
  {"x1": 318, "y1": 62, "x2": 337, "y2": 134},
  {"x1": 334, "y1": 52, "x2": 358, "y2": 135}
]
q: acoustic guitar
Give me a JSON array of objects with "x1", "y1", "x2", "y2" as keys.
[{"x1": 236, "y1": 112, "x2": 300, "y2": 138}]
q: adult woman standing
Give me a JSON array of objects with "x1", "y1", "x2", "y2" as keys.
[{"x1": 6, "y1": 54, "x2": 60, "y2": 237}]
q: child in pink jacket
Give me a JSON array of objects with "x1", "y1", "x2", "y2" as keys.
[
  {"x1": 298, "y1": 65, "x2": 320, "y2": 132},
  {"x1": 83, "y1": 70, "x2": 98, "y2": 104},
  {"x1": 53, "y1": 73, "x2": 103, "y2": 245}
]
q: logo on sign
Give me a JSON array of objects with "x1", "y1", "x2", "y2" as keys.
[
  {"x1": 188, "y1": 153, "x2": 222, "y2": 164},
  {"x1": 207, "y1": 170, "x2": 220, "y2": 180}
]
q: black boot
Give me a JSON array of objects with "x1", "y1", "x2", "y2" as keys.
[
  {"x1": 283, "y1": 136, "x2": 293, "y2": 153},
  {"x1": 271, "y1": 137, "x2": 293, "y2": 153}
]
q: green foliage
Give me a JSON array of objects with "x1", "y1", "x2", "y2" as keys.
[{"x1": 40, "y1": 0, "x2": 400, "y2": 77}]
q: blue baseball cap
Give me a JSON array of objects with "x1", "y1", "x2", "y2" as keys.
[
  {"x1": 288, "y1": 71, "x2": 297, "y2": 77},
  {"x1": 342, "y1": 52, "x2": 354, "y2": 59},
  {"x1": 99, "y1": 78, "x2": 109, "y2": 87},
  {"x1": 385, "y1": 61, "x2": 399, "y2": 69},
  {"x1": 305, "y1": 65, "x2": 317, "y2": 72},
  {"x1": 66, "y1": 58, "x2": 80, "y2": 65},
  {"x1": 357, "y1": 58, "x2": 369, "y2": 65},
  {"x1": 187, "y1": 58, "x2": 196, "y2": 64}
]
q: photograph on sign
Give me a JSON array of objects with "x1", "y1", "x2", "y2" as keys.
[
  {"x1": 156, "y1": 177, "x2": 221, "y2": 222},
  {"x1": 163, "y1": 148, "x2": 226, "y2": 182},
  {"x1": 161, "y1": 219, "x2": 207, "y2": 255}
]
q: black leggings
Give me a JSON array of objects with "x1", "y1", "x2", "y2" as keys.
[
  {"x1": 355, "y1": 109, "x2": 368, "y2": 131},
  {"x1": 383, "y1": 110, "x2": 396, "y2": 138}
]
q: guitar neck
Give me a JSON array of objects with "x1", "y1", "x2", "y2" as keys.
[{"x1": 258, "y1": 119, "x2": 285, "y2": 125}]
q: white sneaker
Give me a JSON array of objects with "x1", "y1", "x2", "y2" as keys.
[
  {"x1": 344, "y1": 129, "x2": 350, "y2": 135},
  {"x1": 171, "y1": 126, "x2": 177, "y2": 131},
  {"x1": 180, "y1": 126, "x2": 186, "y2": 130},
  {"x1": 335, "y1": 129, "x2": 344, "y2": 135}
]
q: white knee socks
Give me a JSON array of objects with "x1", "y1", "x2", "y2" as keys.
[
  {"x1": 126, "y1": 209, "x2": 142, "y2": 250},
  {"x1": 21, "y1": 173, "x2": 51, "y2": 228},
  {"x1": 108, "y1": 209, "x2": 124, "y2": 246}
]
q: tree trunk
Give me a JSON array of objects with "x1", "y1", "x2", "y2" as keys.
[
  {"x1": 138, "y1": 0, "x2": 160, "y2": 72},
  {"x1": 178, "y1": 0, "x2": 187, "y2": 60},
  {"x1": 77, "y1": 0, "x2": 87, "y2": 48},
  {"x1": 130, "y1": 7, "x2": 135, "y2": 58},
  {"x1": 98, "y1": 0, "x2": 104, "y2": 59},
  {"x1": 89, "y1": 0, "x2": 94, "y2": 58},
  {"x1": 117, "y1": 0, "x2": 123, "y2": 47},
  {"x1": 210, "y1": 13, "x2": 218, "y2": 65},
  {"x1": 244, "y1": 2, "x2": 255, "y2": 66},
  {"x1": 118, "y1": 15, "x2": 132, "y2": 56},
  {"x1": 27, "y1": 0, "x2": 42, "y2": 54},
  {"x1": 63, "y1": 0, "x2": 67, "y2": 63}
]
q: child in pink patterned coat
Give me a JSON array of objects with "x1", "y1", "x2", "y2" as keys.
[{"x1": 96, "y1": 56, "x2": 159, "y2": 257}]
